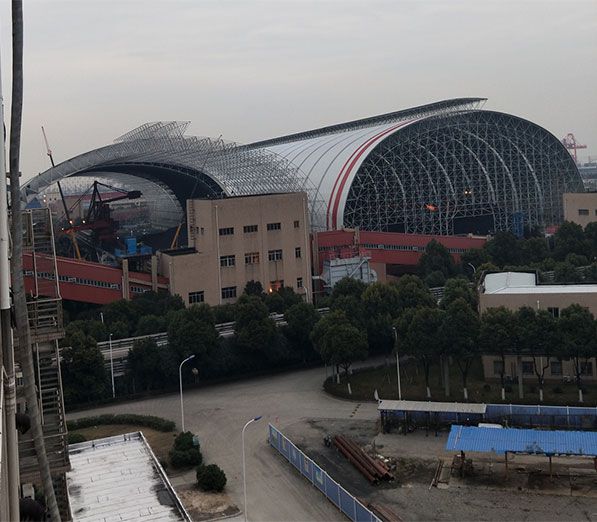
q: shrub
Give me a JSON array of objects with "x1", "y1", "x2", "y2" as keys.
[
  {"x1": 196, "y1": 464, "x2": 227, "y2": 492},
  {"x1": 173, "y1": 431, "x2": 196, "y2": 451},
  {"x1": 552, "y1": 386, "x2": 563, "y2": 394},
  {"x1": 169, "y1": 448, "x2": 203, "y2": 468},
  {"x1": 482, "y1": 384, "x2": 491, "y2": 392},
  {"x1": 67, "y1": 414, "x2": 175, "y2": 432},
  {"x1": 67, "y1": 433, "x2": 87, "y2": 444}
]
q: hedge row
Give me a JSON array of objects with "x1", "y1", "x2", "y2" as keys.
[{"x1": 67, "y1": 413, "x2": 175, "y2": 432}]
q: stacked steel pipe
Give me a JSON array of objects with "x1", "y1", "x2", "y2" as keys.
[{"x1": 332, "y1": 435, "x2": 394, "y2": 484}]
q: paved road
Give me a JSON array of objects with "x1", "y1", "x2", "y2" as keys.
[{"x1": 69, "y1": 361, "x2": 382, "y2": 521}]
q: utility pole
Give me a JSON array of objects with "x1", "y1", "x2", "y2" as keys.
[{"x1": 0, "y1": 32, "x2": 20, "y2": 521}]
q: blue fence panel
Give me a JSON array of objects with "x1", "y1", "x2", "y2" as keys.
[
  {"x1": 355, "y1": 500, "x2": 373, "y2": 522},
  {"x1": 312, "y1": 462, "x2": 326, "y2": 493},
  {"x1": 338, "y1": 485, "x2": 356, "y2": 519},
  {"x1": 324, "y1": 473, "x2": 340, "y2": 507},
  {"x1": 268, "y1": 424, "x2": 383, "y2": 522}
]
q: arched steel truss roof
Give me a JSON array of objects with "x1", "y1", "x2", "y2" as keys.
[
  {"x1": 249, "y1": 102, "x2": 582, "y2": 234},
  {"x1": 23, "y1": 99, "x2": 583, "y2": 236}
]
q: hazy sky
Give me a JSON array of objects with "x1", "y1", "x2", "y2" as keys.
[{"x1": 0, "y1": 0, "x2": 595, "y2": 181}]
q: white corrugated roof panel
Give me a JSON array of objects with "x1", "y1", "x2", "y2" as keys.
[
  {"x1": 67, "y1": 432, "x2": 190, "y2": 522},
  {"x1": 483, "y1": 272, "x2": 597, "y2": 295}
]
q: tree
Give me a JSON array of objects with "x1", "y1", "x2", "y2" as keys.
[
  {"x1": 311, "y1": 310, "x2": 350, "y2": 354},
  {"x1": 132, "y1": 291, "x2": 184, "y2": 317},
  {"x1": 234, "y1": 295, "x2": 276, "y2": 354},
  {"x1": 440, "y1": 299, "x2": 480, "y2": 400},
  {"x1": 61, "y1": 332, "x2": 109, "y2": 405},
  {"x1": 553, "y1": 221, "x2": 591, "y2": 261},
  {"x1": 330, "y1": 294, "x2": 367, "y2": 330},
  {"x1": 167, "y1": 304, "x2": 219, "y2": 367},
  {"x1": 484, "y1": 232, "x2": 522, "y2": 267},
  {"x1": 243, "y1": 280, "x2": 266, "y2": 298},
  {"x1": 479, "y1": 307, "x2": 516, "y2": 400},
  {"x1": 330, "y1": 277, "x2": 367, "y2": 302},
  {"x1": 264, "y1": 292, "x2": 285, "y2": 313},
  {"x1": 517, "y1": 307, "x2": 558, "y2": 402},
  {"x1": 460, "y1": 249, "x2": 490, "y2": 274},
  {"x1": 424, "y1": 270, "x2": 446, "y2": 288},
  {"x1": 520, "y1": 237, "x2": 550, "y2": 264},
  {"x1": 558, "y1": 305, "x2": 597, "y2": 403},
  {"x1": 127, "y1": 338, "x2": 171, "y2": 391},
  {"x1": 554, "y1": 262, "x2": 582, "y2": 283},
  {"x1": 135, "y1": 314, "x2": 166, "y2": 336},
  {"x1": 417, "y1": 240, "x2": 455, "y2": 279},
  {"x1": 196, "y1": 464, "x2": 227, "y2": 492},
  {"x1": 441, "y1": 278, "x2": 476, "y2": 310},
  {"x1": 393, "y1": 275, "x2": 436, "y2": 311},
  {"x1": 283, "y1": 303, "x2": 320, "y2": 362},
  {"x1": 402, "y1": 307, "x2": 445, "y2": 398},
  {"x1": 101, "y1": 299, "x2": 138, "y2": 334},
  {"x1": 362, "y1": 282, "x2": 401, "y2": 319},
  {"x1": 318, "y1": 323, "x2": 368, "y2": 381},
  {"x1": 585, "y1": 222, "x2": 597, "y2": 259}
]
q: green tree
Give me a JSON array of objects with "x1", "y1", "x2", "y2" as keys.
[
  {"x1": 361, "y1": 282, "x2": 401, "y2": 354},
  {"x1": 517, "y1": 307, "x2": 558, "y2": 402},
  {"x1": 393, "y1": 275, "x2": 436, "y2": 311},
  {"x1": 196, "y1": 464, "x2": 227, "y2": 492},
  {"x1": 110, "y1": 320, "x2": 130, "y2": 340},
  {"x1": 132, "y1": 291, "x2": 184, "y2": 317},
  {"x1": 264, "y1": 292, "x2": 285, "y2": 313},
  {"x1": 553, "y1": 221, "x2": 591, "y2": 261},
  {"x1": 311, "y1": 310, "x2": 350, "y2": 354},
  {"x1": 330, "y1": 294, "x2": 367, "y2": 329},
  {"x1": 484, "y1": 232, "x2": 522, "y2": 267},
  {"x1": 362, "y1": 282, "x2": 401, "y2": 319},
  {"x1": 554, "y1": 262, "x2": 582, "y2": 283},
  {"x1": 460, "y1": 249, "x2": 490, "y2": 274},
  {"x1": 127, "y1": 338, "x2": 172, "y2": 391},
  {"x1": 330, "y1": 277, "x2": 367, "y2": 302},
  {"x1": 135, "y1": 315, "x2": 166, "y2": 336},
  {"x1": 417, "y1": 240, "x2": 455, "y2": 278},
  {"x1": 283, "y1": 303, "x2": 320, "y2": 362},
  {"x1": 234, "y1": 295, "x2": 276, "y2": 353},
  {"x1": 101, "y1": 299, "x2": 138, "y2": 333},
  {"x1": 402, "y1": 307, "x2": 444, "y2": 398},
  {"x1": 168, "y1": 304, "x2": 219, "y2": 365},
  {"x1": 243, "y1": 280, "x2": 266, "y2": 298},
  {"x1": 424, "y1": 270, "x2": 446, "y2": 288},
  {"x1": 585, "y1": 222, "x2": 597, "y2": 259},
  {"x1": 440, "y1": 299, "x2": 480, "y2": 400},
  {"x1": 520, "y1": 237, "x2": 550, "y2": 264},
  {"x1": 318, "y1": 323, "x2": 368, "y2": 381},
  {"x1": 441, "y1": 278, "x2": 476, "y2": 310},
  {"x1": 61, "y1": 331, "x2": 109, "y2": 405},
  {"x1": 558, "y1": 304, "x2": 597, "y2": 403}
]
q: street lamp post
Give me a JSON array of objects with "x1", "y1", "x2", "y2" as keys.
[
  {"x1": 392, "y1": 326, "x2": 402, "y2": 400},
  {"x1": 179, "y1": 354, "x2": 195, "y2": 432},
  {"x1": 242, "y1": 415, "x2": 262, "y2": 522},
  {"x1": 109, "y1": 333, "x2": 115, "y2": 398}
]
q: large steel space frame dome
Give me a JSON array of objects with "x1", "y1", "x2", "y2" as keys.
[{"x1": 250, "y1": 98, "x2": 583, "y2": 235}]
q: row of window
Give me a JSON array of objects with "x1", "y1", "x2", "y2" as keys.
[
  {"x1": 219, "y1": 220, "x2": 300, "y2": 236},
  {"x1": 23, "y1": 269, "x2": 152, "y2": 294},
  {"x1": 493, "y1": 359, "x2": 593, "y2": 377},
  {"x1": 578, "y1": 209, "x2": 597, "y2": 216},
  {"x1": 321, "y1": 243, "x2": 467, "y2": 254},
  {"x1": 188, "y1": 277, "x2": 304, "y2": 303},
  {"x1": 219, "y1": 248, "x2": 301, "y2": 267}
]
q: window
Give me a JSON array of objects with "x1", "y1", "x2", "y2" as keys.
[
  {"x1": 578, "y1": 209, "x2": 589, "y2": 216},
  {"x1": 189, "y1": 291, "x2": 204, "y2": 304},
  {"x1": 295, "y1": 247, "x2": 302, "y2": 258},
  {"x1": 493, "y1": 360, "x2": 504, "y2": 376},
  {"x1": 297, "y1": 277, "x2": 303, "y2": 288},
  {"x1": 550, "y1": 360, "x2": 562, "y2": 376},
  {"x1": 219, "y1": 227, "x2": 234, "y2": 236},
  {"x1": 268, "y1": 249, "x2": 283, "y2": 261},
  {"x1": 547, "y1": 307, "x2": 560, "y2": 318},
  {"x1": 522, "y1": 361, "x2": 534, "y2": 375},
  {"x1": 220, "y1": 255, "x2": 236, "y2": 267},
  {"x1": 244, "y1": 252, "x2": 260, "y2": 265},
  {"x1": 267, "y1": 222, "x2": 281, "y2": 231},
  {"x1": 294, "y1": 220, "x2": 300, "y2": 229},
  {"x1": 270, "y1": 280, "x2": 283, "y2": 292},
  {"x1": 221, "y1": 286, "x2": 237, "y2": 299},
  {"x1": 244, "y1": 224, "x2": 258, "y2": 233},
  {"x1": 581, "y1": 362, "x2": 593, "y2": 376}
]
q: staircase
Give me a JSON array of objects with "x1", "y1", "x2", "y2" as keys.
[{"x1": 17, "y1": 208, "x2": 71, "y2": 520}]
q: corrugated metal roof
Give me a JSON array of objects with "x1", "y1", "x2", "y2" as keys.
[
  {"x1": 483, "y1": 272, "x2": 597, "y2": 295},
  {"x1": 67, "y1": 432, "x2": 191, "y2": 521},
  {"x1": 378, "y1": 400, "x2": 487, "y2": 415},
  {"x1": 446, "y1": 425, "x2": 597, "y2": 456}
]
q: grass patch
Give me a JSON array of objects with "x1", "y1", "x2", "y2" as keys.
[{"x1": 325, "y1": 357, "x2": 597, "y2": 406}]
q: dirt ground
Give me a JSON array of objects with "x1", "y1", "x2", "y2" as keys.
[
  {"x1": 284, "y1": 419, "x2": 597, "y2": 521},
  {"x1": 70, "y1": 424, "x2": 240, "y2": 520}
]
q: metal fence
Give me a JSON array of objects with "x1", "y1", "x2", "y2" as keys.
[{"x1": 268, "y1": 424, "x2": 382, "y2": 522}]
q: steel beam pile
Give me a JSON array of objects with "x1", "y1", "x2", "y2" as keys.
[{"x1": 332, "y1": 434, "x2": 394, "y2": 484}]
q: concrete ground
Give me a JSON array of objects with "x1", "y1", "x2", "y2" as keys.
[
  {"x1": 69, "y1": 360, "x2": 597, "y2": 521},
  {"x1": 68, "y1": 361, "x2": 380, "y2": 522}
]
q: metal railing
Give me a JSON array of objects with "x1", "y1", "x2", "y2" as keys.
[{"x1": 268, "y1": 424, "x2": 383, "y2": 522}]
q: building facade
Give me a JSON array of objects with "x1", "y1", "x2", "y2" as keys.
[
  {"x1": 159, "y1": 193, "x2": 312, "y2": 306},
  {"x1": 563, "y1": 192, "x2": 597, "y2": 228},
  {"x1": 479, "y1": 271, "x2": 597, "y2": 382}
]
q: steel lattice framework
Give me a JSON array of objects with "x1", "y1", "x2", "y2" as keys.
[{"x1": 23, "y1": 99, "x2": 583, "y2": 236}]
